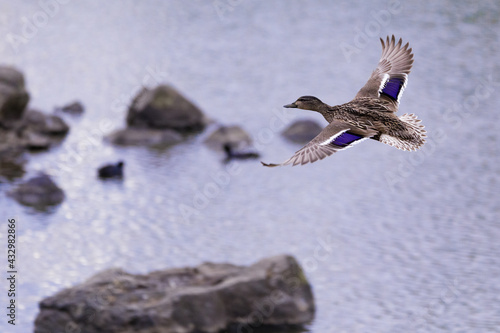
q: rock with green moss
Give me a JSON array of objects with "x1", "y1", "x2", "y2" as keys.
[{"x1": 127, "y1": 85, "x2": 206, "y2": 132}]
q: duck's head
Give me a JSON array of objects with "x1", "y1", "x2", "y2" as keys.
[{"x1": 284, "y1": 96, "x2": 325, "y2": 112}]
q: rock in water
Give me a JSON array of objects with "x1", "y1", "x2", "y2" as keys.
[
  {"x1": 7, "y1": 173, "x2": 64, "y2": 208},
  {"x1": 24, "y1": 132, "x2": 52, "y2": 150},
  {"x1": 0, "y1": 109, "x2": 70, "y2": 156},
  {"x1": 105, "y1": 127, "x2": 182, "y2": 147},
  {"x1": 21, "y1": 109, "x2": 70, "y2": 135},
  {"x1": 106, "y1": 85, "x2": 206, "y2": 147},
  {"x1": 127, "y1": 85, "x2": 206, "y2": 132},
  {"x1": 0, "y1": 68, "x2": 71, "y2": 162},
  {"x1": 0, "y1": 66, "x2": 30, "y2": 124},
  {"x1": 223, "y1": 143, "x2": 260, "y2": 162},
  {"x1": 204, "y1": 125, "x2": 253, "y2": 151},
  {"x1": 34, "y1": 255, "x2": 315, "y2": 333},
  {"x1": 282, "y1": 119, "x2": 323, "y2": 143},
  {"x1": 0, "y1": 152, "x2": 25, "y2": 181}
]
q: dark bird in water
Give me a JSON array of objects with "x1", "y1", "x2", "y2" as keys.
[
  {"x1": 98, "y1": 161, "x2": 124, "y2": 178},
  {"x1": 223, "y1": 143, "x2": 260, "y2": 162},
  {"x1": 262, "y1": 35, "x2": 426, "y2": 167}
]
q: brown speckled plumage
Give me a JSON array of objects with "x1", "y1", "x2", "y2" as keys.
[{"x1": 262, "y1": 35, "x2": 426, "y2": 167}]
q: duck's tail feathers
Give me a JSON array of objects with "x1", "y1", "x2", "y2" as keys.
[{"x1": 380, "y1": 113, "x2": 426, "y2": 151}]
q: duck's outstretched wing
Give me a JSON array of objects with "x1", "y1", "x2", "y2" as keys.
[
  {"x1": 355, "y1": 35, "x2": 414, "y2": 112},
  {"x1": 261, "y1": 122, "x2": 374, "y2": 167}
]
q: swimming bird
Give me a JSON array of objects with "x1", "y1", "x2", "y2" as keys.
[
  {"x1": 262, "y1": 35, "x2": 426, "y2": 167},
  {"x1": 98, "y1": 161, "x2": 124, "y2": 178}
]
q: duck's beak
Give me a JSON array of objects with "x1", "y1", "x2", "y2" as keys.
[{"x1": 284, "y1": 103, "x2": 297, "y2": 108}]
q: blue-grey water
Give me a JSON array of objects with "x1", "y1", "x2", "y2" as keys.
[{"x1": 0, "y1": 1, "x2": 499, "y2": 332}]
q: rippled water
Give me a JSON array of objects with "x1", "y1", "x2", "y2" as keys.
[{"x1": 0, "y1": 0, "x2": 499, "y2": 332}]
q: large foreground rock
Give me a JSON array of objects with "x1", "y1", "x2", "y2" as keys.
[
  {"x1": 0, "y1": 66, "x2": 29, "y2": 124},
  {"x1": 7, "y1": 173, "x2": 64, "y2": 208},
  {"x1": 34, "y1": 255, "x2": 315, "y2": 333},
  {"x1": 127, "y1": 85, "x2": 206, "y2": 132}
]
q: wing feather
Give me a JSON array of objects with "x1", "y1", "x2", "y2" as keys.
[
  {"x1": 355, "y1": 35, "x2": 414, "y2": 112},
  {"x1": 261, "y1": 122, "x2": 373, "y2": 167}
]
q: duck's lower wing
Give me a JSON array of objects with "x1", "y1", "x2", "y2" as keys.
[{"x1": 262, "y1": 121, "x2": 375, "y2": 167}]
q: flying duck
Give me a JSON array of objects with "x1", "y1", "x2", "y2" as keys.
[{"x1": 262, "y1": 35, "x2": 426, "y2": 167}]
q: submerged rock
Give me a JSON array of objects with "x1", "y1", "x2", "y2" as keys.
[
  {"x1": 0, "y1": 66, "x2": 69, "y2": 157},
  {"x1": 34, "y1": 255, "x2": 315, "y2": 333},
  {"x1": 127, "y1": 85, "x2": 206, "y2": 132},
  {"x1": 24, "y1": 132, "x2": 52, "y2": 150},
  {"x1": 0, "y1": 109, "x2": 70, "y2": 155},
  {"x1": 0, "y1": 66, "x2": 30, "y2": 125},
  {"x1": 282, "y1": 119, "x2": 323, "y2": 143},
  {"x1": 204, "y1": 125, "x2": 253, "y2": 151},
  {"x1": 0, "y1": 68, "x2": 71, "y2": 182},
  {"x1": 0, "y1": 152, "x2": 26, "y2": 181},
  {"x1": 107, "y1": 85, "x2": 207, "y2": 147},
  {"x1": 21, "y1": 109, "x2": 70, "y2": 135},
  {"x1": 7, "y1": 173, "x2": 64, "y2": 207},
  {"x1": 105, "y1": 127, "x2": 182, "y2": 146},
  {"x1": 223, "y1": 143, "x2": 260, "y2": 162}
]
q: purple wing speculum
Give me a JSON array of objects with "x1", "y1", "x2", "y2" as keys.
[
  {"x1": 380, "y1": 75, "x2": 407, "y2": 102},
  {"x1": 332, "y1": 132, "x2": 364, "y2": 146},
  {"x1": 319, "y1": 130, "x2": 366, "y2": 148}
]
